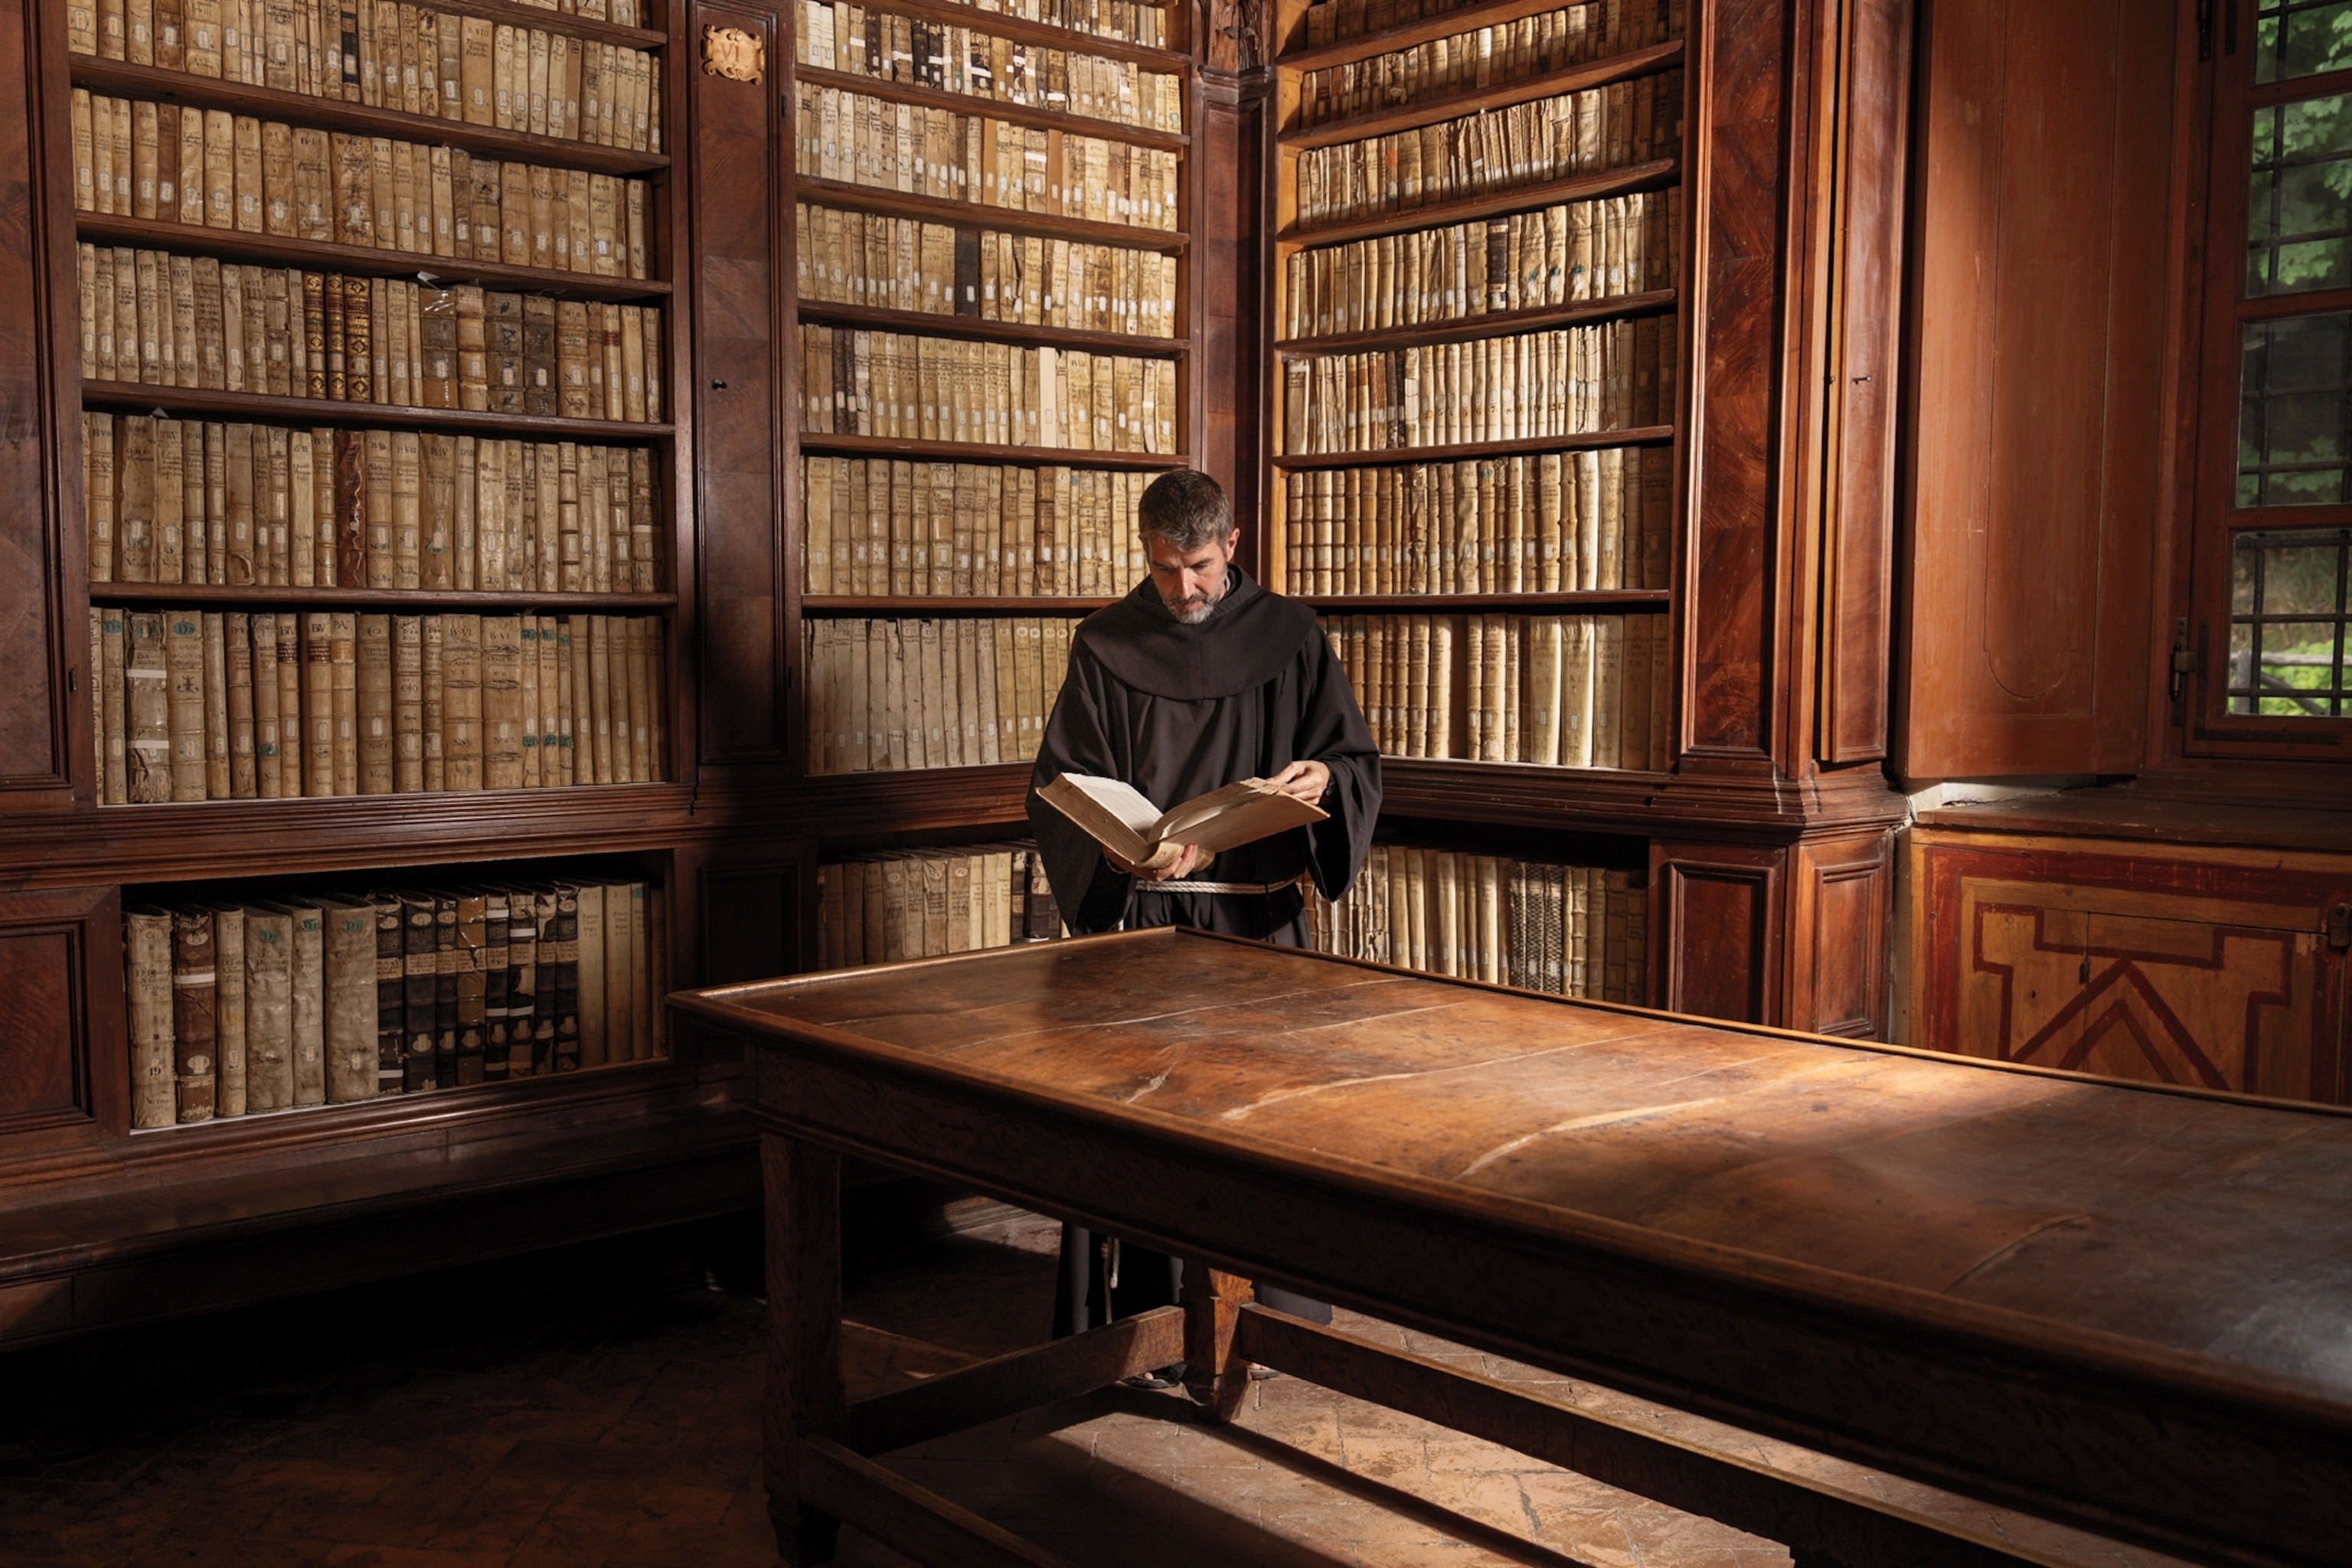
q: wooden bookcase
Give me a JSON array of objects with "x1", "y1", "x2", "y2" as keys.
[
  {"x1": 0, "y1": 0, "x2": 756, "y2": 1351},
  {"x1": 770, "y1": 0, "x2": 1200, "y2": 954},
  {"x1": 1250, "y1": 0, "x2": 1914, "y2": 1032}
]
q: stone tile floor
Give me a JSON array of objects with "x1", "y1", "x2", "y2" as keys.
[{"x1": 0, "y1": 1209, "x2": 2187, "y2": 1568}]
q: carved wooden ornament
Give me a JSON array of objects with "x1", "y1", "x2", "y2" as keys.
[{"x1": 702, "y1": 24, "x2": 765, "y2": 83}]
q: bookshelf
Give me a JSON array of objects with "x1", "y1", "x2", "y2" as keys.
[
  {"x1": 778, "y1": 0, "x2": 1199, "y2": 920},
  {"x1": 0, "y1": 0, "x2": 750, "y2": 1346},
  {"x1": 1268, "y1": 0, "x2": 1684, "y2": 778}
]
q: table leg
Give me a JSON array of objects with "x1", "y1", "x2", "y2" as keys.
[
  {"x1": 1180, "y1": 1260, "x2": 1252, "y2": 1422},
  {"x1": 765, "y1": 1133, "x2": 846, "y2": 1566}
]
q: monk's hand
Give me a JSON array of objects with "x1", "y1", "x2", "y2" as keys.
[
  {"x1": 1108, "y1": 842, "x2": 1205, "y2": 880},
  {"x1": 1268, "y1": 760, "x2": 1331, "y2": 803}
]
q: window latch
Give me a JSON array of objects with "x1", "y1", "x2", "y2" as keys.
[
  {"x1": 2169, "y1": 617, "x2": 2197, "y2": 699},
  {"x1": 2328, "y1": 904, "x2": 2352, "y2": 952}
]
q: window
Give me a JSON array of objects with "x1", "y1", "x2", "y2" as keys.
[{"x1": 2190, "y1": 0, "x2": 2352, "y2": 747}]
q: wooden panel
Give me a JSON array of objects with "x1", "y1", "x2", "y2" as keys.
[
  {"x1": 1201, "y1": 79, "x2": 1268, "y2": 569},
  {"x1": 0, "y1": 885, "x2": 117, "y2": 1133},
  {"x1": 1818, "y1": 0, "x2": 1911, "y2": 763},
  {"x1": 0, "y1": 0, "x2": 67, "y2": 799},
  {"x1": 1901, "y1": 0, "x2": 2172, "y2": 778},
  {"x1": 1913, "y1": 833, "x2": 2352, "y2": 1105},
  {"x1": 1653, "y1": 841, "x2": 1784, "y2": 1024},
  {"x1": 691, "y1": 2, "x2": 789, "y2": 763},
  {"x1": 704, "y1": 863, "x2": 802, "y2": 988},
  {"x1": 1789, "y1": 831, "x2": 1890, "y2": 1037},
  {"x1": 1684, "y1": 0, "x2": 1794, "y2": 759}
]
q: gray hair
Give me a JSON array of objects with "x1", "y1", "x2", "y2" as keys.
[{"x1": 1137, "y1": 469, "x2": 1232, "y2": 552}]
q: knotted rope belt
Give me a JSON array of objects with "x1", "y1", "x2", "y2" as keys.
[{"x1": 1144, "y1": 877, "x2": 1303, "y2": 896}]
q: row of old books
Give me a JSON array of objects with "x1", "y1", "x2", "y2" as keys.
[
  {"x1": 796, "y1": 204, "x2": 1178, "y2": 338},
  {"x1": 80, "y1": 248, "x2": 666, "y2": 422},
  {"x1": 799, "y1": 326, "x2": 1178, "y2": 452},
  {"x1": 931, "y1": 0, "x2": 1165, "y2": 47},
  {"x1": 67, "y1": 0, "x2": 662, "y2": 152},
  {"x1": 1323, "y1": 612, "x2": 1672, "y2": 769},
  {"x1": 793, "y1": 84, "x2": 1181, "y2": 232},
  {"x1": 793, "y1": 3, "x2": 1182, "y2": 132},
  {"x1": 815, "y1": 843, "x2": 1066, "y2": 969},
  {"x1": 1295, "y1": 70, "x2": 1683, "y2": 228},
  {"x1": 87, "y1": 607, "x2": 666, "y2": 804},
  {"x1": 804, "y1": 459, "x2": 1168, "y2": 596},
  {"x1": 802, "y1": 616, "x2": 1080, "y2": 773},
  {"x1": 85, "y1": 413, "x2": 660, "y2": 593},
  {"x1": 1296, "y1": 0, "x2": 1493, "y2": 47},
  {"x1": 72, "y1": 93, "x2": 656, "y2": 284},
  {"x1": 1308, "y1": 845, "x2": 1648, "y2": 1004},
  {"x1": 124, "y1": 876, "x2": 663, "y2": 1129},
  {"x1": 1282, "y1": 191, "x2": 1677, "y2": 340},
  {"x1": 1297, "y1": 1, "x2": 1687, "y2": 126},
  {"x1": 1280, "y1": 315, "x2": 1674, "y2": 452},
  {"x1": 1282, "y1": 446, "x2": 1669, "y2": 594}
]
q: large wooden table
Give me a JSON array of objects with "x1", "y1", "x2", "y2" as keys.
[{"x1": 673, "y1": 929, "x2": 2352, "y2": 1568}]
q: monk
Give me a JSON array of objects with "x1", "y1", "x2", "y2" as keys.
[{"x1": 1027, "y1": 469, "x2": 1381, "y2": 1368}]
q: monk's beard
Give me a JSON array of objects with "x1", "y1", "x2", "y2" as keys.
[{"x1": 1161, "y1": 571, "x2": 1226, "y2": 624}]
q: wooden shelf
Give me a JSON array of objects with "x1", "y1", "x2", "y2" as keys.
[
  {"x1": 798, "y1": 432, "x2": 1182, "y2": 467},
  {"x1": 795, "y1": 177, "x2": 1187, "y2": 254},
  {"x1": 801, "y1": 595, "x2": 1116, "y2": 614},
  {"x1": 1278, "y1": 158, "x2": 1678, "y2": 250},
  {"x1": 795, "y1": 64, "x2": 1188, "y2": 152},
  {"x1": 70, "y1": 59, "x2": 671, "y2": 179},
  {"x1": 1279, "y1": 289, "x2": 1677, "y2": 355},
  {"x1": 796, "y1": 299, "x2": 1185, "y2": 356},
  {"x1": 1301, "y1": 590, "x2": 1671, "y2": 610},
  {"x1": 93, "y1": 583, "x2": 678, "y2": 610},
  {"x1": 80, "y1": 380, "x2": 671, "y2": 440},
  {"x1": 855, "y1": 0, "x2": 1194, "y2": 74},
  {"x1": 74, "y1": 214, "x2": 671, "y2": 304},
  {"x1": 1281, "y1": 41, "x2": 1684, "y2": 151},
  {"x1": 0, "y1": 782, "x2": 697, "y2": 886},
  {"x1": 1274, "y1": 425, "x2": 1675, "y2": 468},
  {"x1": 1276, "y1": 0, "x2": 1602, "y2": 74}
]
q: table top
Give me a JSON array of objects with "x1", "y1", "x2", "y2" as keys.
[{"x1": 675, "y1": 928, "x2": 2352, "y2": 1567}]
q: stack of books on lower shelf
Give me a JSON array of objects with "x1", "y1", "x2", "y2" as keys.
[
  {"x1": 124, "y1": 875, "x2": 665, "y2": 1129},
  {"x1": 1308, "y1": 844, "x2": 1645, "y2": 1004},
  {"x1": 816, "y1": 843, "x2": 1064, "y2": 968}
]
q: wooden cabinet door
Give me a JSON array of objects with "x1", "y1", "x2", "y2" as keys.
[{"x1": 0, "y1": 885, "x2": 122, "y2": 1140}]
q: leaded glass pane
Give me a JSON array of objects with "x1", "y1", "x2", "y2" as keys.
[
  {"x1": 2227, "y1": 528, "x2": 2352, "y2": 716},
  {"x1": 2258, "y1": 0, "x2": 2352, "y2": 84},
  {"x1": 2248, "y1": 96, "x2": 2352, "y2": 293},
  {"x1": 2239, "y1": 312, "x2": 2352, "y2": 505}
]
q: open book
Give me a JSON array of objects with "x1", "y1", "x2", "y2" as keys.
[{"x1": 1037, "y1": 773, "x2": 1328, "y2": 874}]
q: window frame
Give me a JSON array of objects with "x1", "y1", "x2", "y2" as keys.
[{"x1": 2186, "y1": 8, "x2": 2352, "y2": 755}]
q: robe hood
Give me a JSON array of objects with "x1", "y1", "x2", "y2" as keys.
[{"x1": 1074, "y1": 565, "x2": 1322, "y2": 701}]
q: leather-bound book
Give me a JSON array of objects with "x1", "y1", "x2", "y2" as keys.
[
  {"x1": 452, "y1": 889, "x2": 485, "y2": 1083},
  {"x1": 440, "y1": 612, "x2": 482, "y2": 788},
  {"x1": 486, "y1": 289, "x2": 522, "y2": 413},
  {"x1": 420, "y1": 612, "x2": 444, "y2": 789},
  {"x1": 398, "y1": 891, "x2": 436, "y2": 1091},
  {"x1": 506, "y1": 887, "x2": 544, "y2": 1073},
  {"x1": 523, "y1": 296, "x2": 555, "y2": 415},
  {"x1": 390, "y1": 430, "x2": 420, "y2": 588},
  {"x1": 547, "y1": 885, "x2": 579, "y2": 1071},
  {"x1": 391, "y1": 612, "x2": 421, "y2": 791},
  {"x1": 356, "y1": 612, "x2": 392, "y2": 793},
  {"x1": 162, "y1": 608, "x2": 207, "y2": 799},
  {"x1": 480, "y1": 614, "x2": 523, "y2": 789},
  {"x1": 430, "y1": 892, "x2": 458, "y2": 1087},
  {"x1": 328, "y1": 609, "x2": 358, "y2": 794},
  {"x1": 341, "y1": 273, "x2": 372, "y2": 401},
  {"x1": 239, "y1": 904, "x2": 293, "y2": 1110},
  {"x1": 274, "y1": 611, "x2": 304, "y2": 797},
  {"x1": 250, "y1": 609, "x2": 280, "y2": 798},
  {"x1": 315, "y1": 897, "x2": 375, "y2": 1102},
  {"x1": 170, "y1": 908, "x2": 217, "y2": 1121},
  {"x1": 602, "y1": 878, "x2": 634, "y2": 1059},
  {"x1": 126, "y1": 906, "x2": 177, "y2": 1126},
  {"x1": 480, "y1": 887, "x2": 511, "y2": 1079},
  {"x1": 224, "y1": 609, "x2": 254, "y2": 796},
  {"x1": 573, "y1": 881, "x2": 605, "y2": 1065},
  {"x1": 372, "y1": 896, "x2": 403, "y2": 1096}
]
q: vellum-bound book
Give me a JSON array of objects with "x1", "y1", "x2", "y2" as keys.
[{"x1": 1039, "y1": 773, "x2": 1326, "y2": 873}]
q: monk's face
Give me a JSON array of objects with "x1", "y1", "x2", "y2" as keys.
[{"x1": 1148, "y1": 528, "x2": 1242, "y2": 624}]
